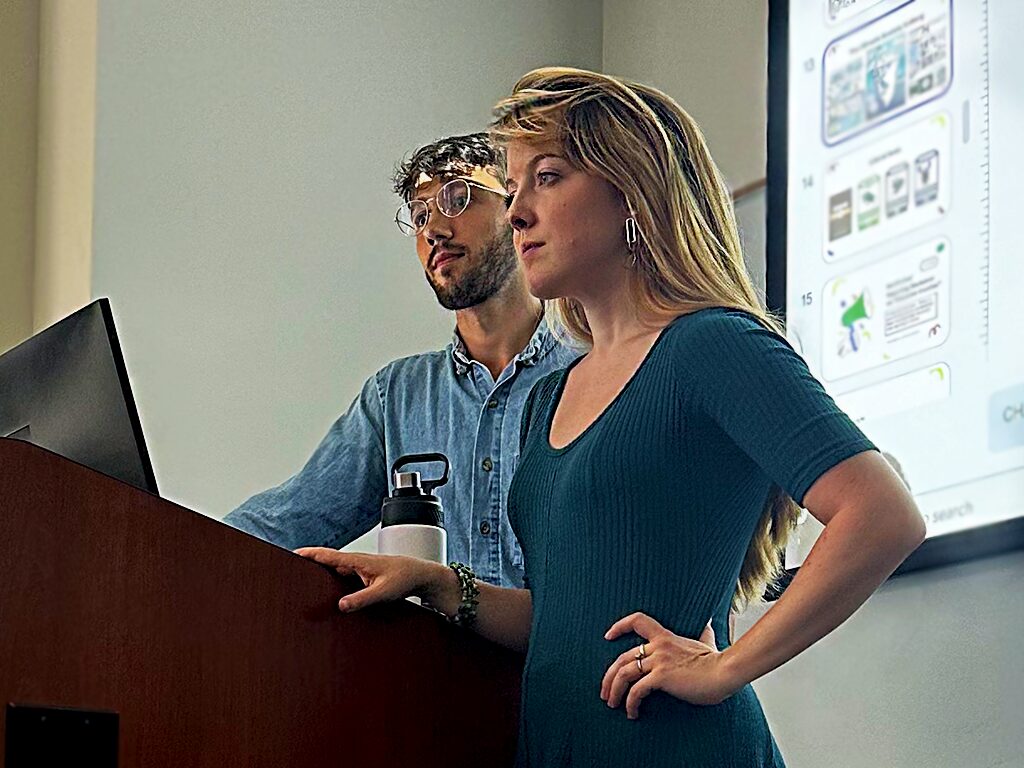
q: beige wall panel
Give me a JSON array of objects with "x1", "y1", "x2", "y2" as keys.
[
  {"x1": 33, "y1": 0, "x2": 97, "y2": 332},
  {"x1": 0, "y1": 1, "x2": 40, "y2": 353}
]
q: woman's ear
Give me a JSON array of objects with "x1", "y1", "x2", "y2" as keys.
[{"x1": 617, "y1": 189, "x2": 634, "y2": 218}]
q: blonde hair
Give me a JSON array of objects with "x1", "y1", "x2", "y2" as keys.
[{"x1": 491, "y1": 67, "x2": 799, "y2": 609}]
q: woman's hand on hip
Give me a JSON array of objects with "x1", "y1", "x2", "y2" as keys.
[
  {"x1": 600, "y1": 612, "x2": 737, "y2": 718},
  {"x1": 294, "y1": 548, "x2": 448, "y2": 612}
]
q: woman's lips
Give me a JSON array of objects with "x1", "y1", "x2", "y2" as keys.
[{"x1": 520, "y1": 242, "x2": 544, "y2": 259}]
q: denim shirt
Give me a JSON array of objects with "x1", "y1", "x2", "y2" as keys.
[{"x1": 225, "y1": 319, "x2": 579, "y2": 587}]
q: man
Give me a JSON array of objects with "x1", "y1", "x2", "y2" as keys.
[{"x1": 226, "y1": 133, "x2": 577, "y2": 587}]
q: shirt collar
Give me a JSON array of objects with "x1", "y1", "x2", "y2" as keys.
[
  {"x1": 449, "y1": 315, "x2": 560, "y2": 375},
  {"x1": 451, "y1": 331, "x2": 472, "y2": 374}
]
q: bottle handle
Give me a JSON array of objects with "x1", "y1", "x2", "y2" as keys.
[{"x1": 391, "y1": 453, "x2": 450, "y2": 495}]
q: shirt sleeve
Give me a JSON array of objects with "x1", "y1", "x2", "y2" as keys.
[
  {"x1": 672, "y1": 309, "x2": 877, "y2": 507},
  {"x1": 224, "y1": 372, "x2": 388, "y2": 549}
]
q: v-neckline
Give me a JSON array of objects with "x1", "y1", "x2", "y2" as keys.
[{"x1": 543, "y1": 318, "x2": 680, "y2": 454}]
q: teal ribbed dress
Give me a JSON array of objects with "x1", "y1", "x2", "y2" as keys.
[{"x1": 507, "y1": 308, "x2": 877, "y2": 767}]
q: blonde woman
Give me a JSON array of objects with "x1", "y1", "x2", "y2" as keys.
[{"x1": 299, "y1": 68, "x2": 925, "y2": 766}]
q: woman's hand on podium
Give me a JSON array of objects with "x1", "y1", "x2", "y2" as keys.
[
  {"x1": 294, "y1": 548, "x2": 458, "y2": 614},
  {"x1": 295, "y1": 548, "x2": 531, "y2": 652}
]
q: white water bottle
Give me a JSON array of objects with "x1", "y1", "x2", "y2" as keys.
[{"x1": 377, "y1": 453, "x2": 449, "y2": 565}]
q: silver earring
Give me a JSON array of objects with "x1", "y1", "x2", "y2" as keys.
[
  {"x1": 625, "y1": 216, "x2": 639, "y2": 249},
  {"x1": 624, "y1": 216, "x2": 639, "y2": 266}
]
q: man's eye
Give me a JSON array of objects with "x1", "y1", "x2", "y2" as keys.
[{"x1": 504, "y1": 194, "x2": 514, "y2": 209}]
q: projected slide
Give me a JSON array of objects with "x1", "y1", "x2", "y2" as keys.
[
  {"x1": 822, "y1": 236, "x2": 950, "y2": 381},
  {"x1": 777, "y1": 0, "x2": 1024, "y2": 568},
  {"x1": 824, "y1": 112, "x2": 950, "y2": 262},
  {"x1": 823, "y1": 0, "x2": 952, "y2": 145}
]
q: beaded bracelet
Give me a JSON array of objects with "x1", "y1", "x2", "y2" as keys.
[{"x1": 448, "y1": 561, "x2": 480, "y2": 627}]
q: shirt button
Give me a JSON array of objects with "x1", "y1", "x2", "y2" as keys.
[
  {"x1": 480, "y1": 520, "x2": 491, "y2": 536},
  {"x1": 481, "y1": 457, "x2": 493, "y2": 472},
  {"x1": 487, "y1": 398, "x2": 498, "y2": 409}
]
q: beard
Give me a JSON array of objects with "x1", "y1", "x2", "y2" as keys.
[{"x1": 425, "y1": 228, "x2": 518, "y2": 310}]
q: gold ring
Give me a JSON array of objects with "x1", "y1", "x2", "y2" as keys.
[{"x1": 636, "y1": 656, "x2": 644, "y2": 673}]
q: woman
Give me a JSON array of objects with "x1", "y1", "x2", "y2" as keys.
[{"x1": 298, "y1": 68, "x2": 926, "y2": 766}]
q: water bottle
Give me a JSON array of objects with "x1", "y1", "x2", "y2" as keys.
[{"x1": 377, "y1": 453, "x2": 449, "y2": 564}]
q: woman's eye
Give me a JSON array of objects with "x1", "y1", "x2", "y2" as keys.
[
  {"x1": 537, "y1": 170, "x2": 558, "y2": 185},
  {"x1": 503, "y1": 194, "x2": 514, "y2": 209}
]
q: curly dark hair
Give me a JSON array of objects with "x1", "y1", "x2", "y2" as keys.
[{"x1": 391, "y1": 132, "x2": 506, "y2": 202}]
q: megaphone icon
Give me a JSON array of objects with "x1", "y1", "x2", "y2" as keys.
[{"x1": 841, "y1": 292, "x2": 872, "y2": 328}]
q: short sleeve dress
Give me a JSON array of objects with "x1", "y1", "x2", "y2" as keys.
[{"x1": 507, "y1": 308, "x2": 877, "y2": 767}]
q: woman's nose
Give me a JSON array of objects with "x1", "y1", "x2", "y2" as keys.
[{"x1": 506, "y1": 193, "x2": 532, "y2": 232}]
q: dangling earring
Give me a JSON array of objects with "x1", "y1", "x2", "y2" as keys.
[{"x1": 624, "y1": 216, "x2": 640, "y2": 266}]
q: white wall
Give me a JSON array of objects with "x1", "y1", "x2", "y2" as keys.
[
  {"x1": 738, "y1": 549, "x2": 1024, "y2": 768},
  {"x1": 91, "y1": 0, "x2": 602, "y2": 516}
]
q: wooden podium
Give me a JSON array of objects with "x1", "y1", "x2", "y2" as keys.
[{"x1": 0, "y1": 439, "x2": 523, "y2": 766}]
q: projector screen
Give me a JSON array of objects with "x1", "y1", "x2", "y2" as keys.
[{"x1": 767, "y1": 0, "x2": 1024, "y2": 573}]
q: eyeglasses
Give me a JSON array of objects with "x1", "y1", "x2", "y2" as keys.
[{"x1": 395, "y1": 177, "x2": 509, "y2": 237}]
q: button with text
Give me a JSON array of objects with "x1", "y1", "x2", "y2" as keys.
[{"x1": 989, "y1": 383, "x2": 1024, "y2": 452}]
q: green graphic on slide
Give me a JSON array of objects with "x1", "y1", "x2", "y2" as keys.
[{"x1": 837, "y1": 287, "x2": 873, "y2": 355}]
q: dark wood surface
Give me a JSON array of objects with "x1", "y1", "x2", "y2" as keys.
[{"x1": 0, "y1": 438, "x2": 522, "y2": 766}]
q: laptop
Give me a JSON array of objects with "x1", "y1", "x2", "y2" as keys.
[{"x1": 0, "y1": 298, "x2": 158, "y2": 494}]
